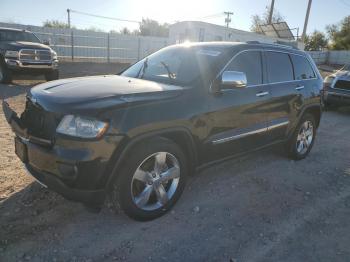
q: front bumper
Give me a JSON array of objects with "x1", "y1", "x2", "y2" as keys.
[
  {"x1": 5, "y1": 58, "x2": 59, "y2": 71},
  {"x1": 324, "y1": 90, "x2": 350, "y2": 106},
  {"x1": 3, "y1": 101, "x2": 123, "y2": 206}
]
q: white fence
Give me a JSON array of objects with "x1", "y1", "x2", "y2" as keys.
[
  {"x1": 1, "y1": 22, "x2": 350, "y2": 65},
  {"x1": 0, "y1": 22, "x2": 168, "y2": 63}
]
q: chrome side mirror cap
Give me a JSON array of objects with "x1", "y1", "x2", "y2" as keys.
[{"x1": 221, "y1": 71, "x2": 247, "y2": 88}]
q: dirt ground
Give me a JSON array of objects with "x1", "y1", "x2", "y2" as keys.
[{"x1": 1, "y1": 63, "x2": 350, "y2": 262}]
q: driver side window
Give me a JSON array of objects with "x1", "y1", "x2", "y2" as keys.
[{"x1": 225, "y1": 51, "x2": 263, "y2": 86}]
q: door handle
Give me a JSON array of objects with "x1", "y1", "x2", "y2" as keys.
[
  {"x1": 256, "y1": 91, "x2": 269, "y2": 97},
  {"x1": 295, "y1": 86, "x2": 305, "y2": 91}
]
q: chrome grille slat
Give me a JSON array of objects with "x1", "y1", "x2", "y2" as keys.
[{"x1": 19, "y1": 49, "x2": 52, "y2": 62}]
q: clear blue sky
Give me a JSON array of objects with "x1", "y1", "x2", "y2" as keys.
[{"x1": 0, "y1": 0, "x2": 349, "y2": 35}]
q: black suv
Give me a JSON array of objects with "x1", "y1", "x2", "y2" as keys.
[
  {"x1": 0, "y1": 27, "x2": 59, "y2": 83},
  {"x1": 3, "y1": 42, "x2": 322, "y2": 220}
]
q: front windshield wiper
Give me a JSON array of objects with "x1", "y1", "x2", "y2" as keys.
[{"x1": 160, "y1": 61, "x2": 175, "y2": 80}]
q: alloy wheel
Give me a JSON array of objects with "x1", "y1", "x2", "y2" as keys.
[
  {"x1": 296, "y1": 120, "x2": 314, "y2": 155},
  {"x1": 131, "y1": 152, "x2": 180, "y2": 211}
]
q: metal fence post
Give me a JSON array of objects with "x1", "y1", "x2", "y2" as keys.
[
  {"x1": 137, "y1": 37, "x2": 141, "y2": 60},
  {"x1": 107, "y1": 33, "x2": 110, "y2": 63},
  {"x1": 71, "y1": 30, "x2": 74, "y2": 61}
]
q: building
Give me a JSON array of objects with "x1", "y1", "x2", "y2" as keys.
[{"x1": 169, "y1": 21, "x2": 302, "y2": 49}]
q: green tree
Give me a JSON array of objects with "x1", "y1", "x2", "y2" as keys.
[
  {"x1": 304, "y1": 30, "x2": 328, "y2": 51},
  {"x1": 139, "y1": 18, "x2": 169, "y2": 37},
  {"x1": 120, "y1": 27, "x2": 131, "y2": 35},
  {"x1": 250, "y1": 6, "x2": 284, "y2": 33},
  {"x1": 327, "y1": 16, "x2": 350, "y2": 50},
  {"x1": 43, "y1": 20, "x2": 70, "y2": 28}
]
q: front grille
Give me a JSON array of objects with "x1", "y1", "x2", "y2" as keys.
[
  {"x1": 19, "y1": 49, "x2": 52, "y2": 62},
  {"x1": 334, "y1": 80, "x2": 350, "y2": 91},
  {"x1": 20, "y1": 97, "x2": 59, "y2": 142}
]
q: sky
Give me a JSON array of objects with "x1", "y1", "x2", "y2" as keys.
[{"x1": 0, "y1": 0, "x2": 349, "y2": 35}]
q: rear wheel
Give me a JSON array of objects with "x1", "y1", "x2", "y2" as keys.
[
  {"x1": 287, "y1": 113, "x2": 316, "y2": 160},
  {"x1": 45, "y1": 70, "x2": 59, "y2": 81},
  {"x1": 109, "y1": 137, "x2": 187, "y2": 221},
  {"x1": 0, "y1": 61, "x2": 12, "y2": 84}
]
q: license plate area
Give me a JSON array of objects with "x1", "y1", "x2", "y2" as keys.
[{"x1": 15, "y1": 137, "x2": 28, "y2": 163}]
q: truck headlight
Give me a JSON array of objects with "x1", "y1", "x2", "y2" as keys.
[
  {"x1": 5, "y1": 50, "x2": 19, "y2": 58},
  {"x1": 51, "y1": 50, "x2": 58, "y2": 60},
  {"x1": 56, "y1": 115, "x2": 109, "y2": 138}
]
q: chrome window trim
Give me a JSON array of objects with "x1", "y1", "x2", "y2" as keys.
[
  {"x1": 212, "y1": 121, "x2": 289, "y2": 145},
  {"x1": 210, "y1": 48, "x2": 318, "y2": 92}
]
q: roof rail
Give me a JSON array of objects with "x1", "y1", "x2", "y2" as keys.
[{"x1": 245, "y1": 41, "x2": 298, "y2": 50}]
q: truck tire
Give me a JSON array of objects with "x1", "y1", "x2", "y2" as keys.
[
  {"x1": 45, "y1": 70, "x2": 59, "y2": 81},
  {"x1": 0, "y1": 61, "x2": 13, "y2": 84}
]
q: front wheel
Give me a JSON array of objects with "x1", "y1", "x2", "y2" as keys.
[
  {"x1": 109, "y1": 137, "x2": 187, "y2": 221},
  {"x1": 287, "y1": 113, "x2": 317, "y2": 160},
  {"x1": 45, "y1": 70, "x2": 59, "y2": 81}
]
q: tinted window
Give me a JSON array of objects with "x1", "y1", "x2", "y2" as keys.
[
  {"x1": 226, "y1": 51, "x2": 263, "y2": 85},
  {"x1": 266, "y1": 51, "x2": 294, "y2": 83},
  {"x1": 0, "y1": 30, "x2": 41, "y2": 43},
  {"x1": 291, "y1": 54, "x2": 316, "y2": 80}
]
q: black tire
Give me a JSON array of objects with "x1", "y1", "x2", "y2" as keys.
[
  {"x1": 109, "y1": 137, "x2": 188, "y2": 221},
  {"x1": 287, "y1": 113, "x2": 317, "y2": 160},
  {"x1": 45, "y1": 70, "x2": 59, "y2": 81},
  {"x1": 0, "y1": 60, "x2": 13, "y2": 84}
]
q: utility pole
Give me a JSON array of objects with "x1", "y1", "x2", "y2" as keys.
[
  {"x1": 302, "y1": 0, "x2": 312, "y2": 42},
  {"x1": 268, "y1": 0, "x2": 275, "y2": 24},
  {"x1": 224, "y1": 11, "x2": 233, "y2": 28},
  {"x1": 67, "y1": 9, "x2": 71, "y2": 29}
]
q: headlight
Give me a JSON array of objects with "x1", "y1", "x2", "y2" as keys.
[
  {"x1": 56, "y1": 115, "x2": 108, "y2": 138},
  {"x1": 51, "y1": 50, "x2": 58, "y2": 60},
  {"x1": 5, "y1": 50, "x2": 19, "y2": 58}
]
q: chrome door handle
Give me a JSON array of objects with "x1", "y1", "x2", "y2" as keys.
[
  {"x1": 295, "y1": 86, "x2": 305, "y2": 90},
  {"x1": 256, "y1": 91, "x2": 269, "y2": 97}
]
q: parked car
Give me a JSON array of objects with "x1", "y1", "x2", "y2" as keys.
[
  {"x1": 323, "y1": 64, "x2": 350, "y2": 108},
  {"x1": 3, "y1": 42, "x2": 323, "y2": 220},
  {"x1": 0, "y1": 27, "x2": 59, "y2": 83}
]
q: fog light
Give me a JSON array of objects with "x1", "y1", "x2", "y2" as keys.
[{"x1": 57, "y1": 162, "x2": 78, "y2": 179}]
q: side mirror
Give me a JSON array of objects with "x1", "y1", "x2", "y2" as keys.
[
  {"x1": 221, "y1": 71, "x2": 247, "y2": 88},
  {"x1": 43, "y1": 39, "x2": 51, "y2": 46}
]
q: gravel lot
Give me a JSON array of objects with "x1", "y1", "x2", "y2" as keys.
[{"x1": 1, "y1": 63, "x2": 350, "y2": 262}]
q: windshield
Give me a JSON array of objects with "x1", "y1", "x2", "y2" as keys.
[
  {"x1": 0, "y1": 30, "x2": 41, "y2": 43},
  {"x1": 122, "y1": 45, "x2": 232, "y2": 86}
]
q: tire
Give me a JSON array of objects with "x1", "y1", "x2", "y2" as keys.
[
  {"x1": 287, "y1": 113, "x2": 317, "y2": 160},
  {"x1": 45, "y1": 70, "x2": 59, "y2": 81},
  {"x1": 109, "y1": 137, "x2": 188, "y2": 221},
  {"x1": 0, "y1": 60, "x2": 13, "y2": 84}
]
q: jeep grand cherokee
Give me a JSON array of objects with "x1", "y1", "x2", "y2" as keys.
[{"x1": 3, "y1": 42, "x2": 323, "y2": 221}]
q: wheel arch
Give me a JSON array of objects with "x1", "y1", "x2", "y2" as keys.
[{"x1": 300, "y1": 104, "x2": 322, "y2": 128}]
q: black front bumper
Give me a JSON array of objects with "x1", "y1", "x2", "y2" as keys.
[{"x1": 3, "y1": 101, "x2": 122, "y2": 206}]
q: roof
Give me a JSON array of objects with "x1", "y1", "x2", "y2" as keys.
[{"x1": 0, "y1": 27, "x2": 29, "y2": 32}]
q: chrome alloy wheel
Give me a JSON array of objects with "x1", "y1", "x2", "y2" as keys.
[
  {"x1": 131, "y1": 152, "x2": 180, "y2": 211},
  {"x1": 296, "y1": 120, "x2": 314, "y2": 154}
]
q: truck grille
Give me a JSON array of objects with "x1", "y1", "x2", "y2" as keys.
[
  {"x1": 334, "y1": 80, "x2": 350, "y2": 91},
  {"x1": 19, "y1": 49, "x2": 52, "y2": 62},
  {"x1": 20, "y1": 97, "x2": 59, "y2": 142}
]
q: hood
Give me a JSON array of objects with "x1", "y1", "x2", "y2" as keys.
[
  {"x1": 30, "y1": 75, "x2": 184, "y2": 113},
  {"x1": 2, "y1": 41, "x2": 51, "y2": 51},
  {"x1": 334, "y1": 70, "x2": 350, "y2": 81}
]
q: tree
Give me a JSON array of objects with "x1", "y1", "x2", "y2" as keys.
[
  {"x1": 120, "y1": 27, "x2": 131, "y2": 35},
  {"x1": 43, "y1": 20, "x2": 70, "y2": 28},
  {"x1": 304, "y1": 31, "x2": 328, "y2": 51},
  {"x1": 139, "y1": 18, "x2": 169, "y2": 37},
  {"x1": 250, "y1": 6, "x2": 284, "y2": 33},
  {"x1": 326, "y1": 16, "x2": 350, "y2": 50}
]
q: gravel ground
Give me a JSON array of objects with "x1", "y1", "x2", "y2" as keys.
[{"x1": 1, "y1": 64, "x2": 350, "y2": 262}]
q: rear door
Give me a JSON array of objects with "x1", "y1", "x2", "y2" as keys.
[
  {"x1": 263, "y1": 50, "x2": 304, "y2": 142},
  {"x1": 201, "y1": 50, "x2": 271, "y2": 163}
]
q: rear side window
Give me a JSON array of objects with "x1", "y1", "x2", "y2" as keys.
[
  {"x1": 225, "y1": 51, "x2": 263, "y2": 86},
  {"x1": 265, "y1": 51, "x2": 294, "y2": 83},
  {"x1": 290, "y1": 54, "x2": 316, "y2": 80}
]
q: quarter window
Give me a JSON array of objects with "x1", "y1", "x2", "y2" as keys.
[
  {"x1": 290, "y1": 54, "x2": 316, "y2": 80},
  {"x1": 225, "y1": 51, "x2": 263, "y2": 86},
  {"x1": 265, "y1": 51, "x2": 294, "y2": 83}
]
